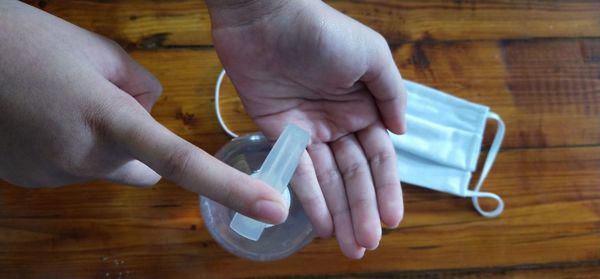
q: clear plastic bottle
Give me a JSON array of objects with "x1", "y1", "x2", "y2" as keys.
[{"x1": 199, "y1": 132, "x2": 314, "y2": 261}]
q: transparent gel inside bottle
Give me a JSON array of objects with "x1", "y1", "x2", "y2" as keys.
[{"x1": 199, "y1": 127, "x2": 314, "y2": 261}]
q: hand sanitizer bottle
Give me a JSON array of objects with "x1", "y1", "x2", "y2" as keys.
[{"x1": 199, "y1": 124, "x2": 314, "y2": 261}]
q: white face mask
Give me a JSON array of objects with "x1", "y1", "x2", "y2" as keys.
[
  {"x1": 213, "y1": 70, "x2": 505, "y2": 218},
  {"x1": 390, "y1": 80, "x2": 505, "y2": 218}
]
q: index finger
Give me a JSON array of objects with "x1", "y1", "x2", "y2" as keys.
[{"x1": 103, "y1": 95, "x2": 288, "y2": 224}]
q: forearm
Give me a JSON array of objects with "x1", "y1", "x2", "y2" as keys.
[{"x1": 204, "y1": 0, "x2": 296, "y2": 29}]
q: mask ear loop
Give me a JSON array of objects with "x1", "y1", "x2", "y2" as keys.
[
  {"x1": 214, "y1": 69, "x2": 239, "y2": 138},
  {"x1": 466, "y1": 112, "x2": 505, "y2": 218}
]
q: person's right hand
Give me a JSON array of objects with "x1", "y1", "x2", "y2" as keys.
[{"x1": 0, "y1": 1, "x2": 288, "y2": 225}]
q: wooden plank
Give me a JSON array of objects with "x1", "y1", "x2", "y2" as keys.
[
  {"x1": 3, "y1": 2, "x2": 600, "y2": 278},
  {"x1": 0, "y1": 145, "x2": 598, "y2": 278},
  {"x1": 333, "y1": 0, "x2": 600, "y2": 44},
  {"x1": 285, "y1": 261, "x2": 600, "y2": 278},
  {"x1": 115, "y1": 40, "x2": 600, "y2": 151},
  {"x1": 22, "y1": 0, "x2": 600, "y2": 48}
]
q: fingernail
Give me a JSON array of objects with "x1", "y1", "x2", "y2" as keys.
[{"x1": 252, "y1": 200, "x2": 287, "y2": 224}]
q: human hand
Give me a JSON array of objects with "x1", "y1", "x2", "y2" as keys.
[
  {"x1": 0, "y1": 1, "x2": 288, "y2": 225},
  {"x1": 207, "y1": 0, "x2": 406, "y2": 258}
]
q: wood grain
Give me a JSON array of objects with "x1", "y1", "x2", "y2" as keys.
[
  {"x1": 22, "y1": 0, "x2": 600, "y2": 47},
  {"x1": 2, "y1": 0, "x2": 600, "y2": 278}
]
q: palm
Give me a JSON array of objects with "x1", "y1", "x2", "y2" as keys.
[
  {"x1": 212, "y1": 1, "x2": 405, "y2": 259},
  {"x1": 245, "y1": 86, "x2": 379, "y2": 144}
]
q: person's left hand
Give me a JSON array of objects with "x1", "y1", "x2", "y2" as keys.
[{"x1": 207, "y1": 0, "x2": 406, "y2": 259}]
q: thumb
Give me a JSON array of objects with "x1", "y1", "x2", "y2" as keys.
[
  {"x1": 361, "y1": 35, "x2": 407, "y2": 134},
  {"x1": 105, "y1": 101, "x2": 288, "y2": 224}
]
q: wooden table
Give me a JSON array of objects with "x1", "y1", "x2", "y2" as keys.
[{"x1": 2, "y1": 1, "x2": 599, "y2": 278}]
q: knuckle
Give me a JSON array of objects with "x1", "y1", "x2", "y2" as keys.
[
  {"x1": 102, "y1": 35, "x2": 124, "y2": 50},
  {"x1": 140, "y1": 75, "x2": 163, "y2": 103},
  {"x1": 300, "y1": 192, "x2": 322, "y2": 209},
  {"x1": 373, "y1": 32, "x2": 390, "y2": 52},
  {"x1": 368, "y1": 150, "x2": 395, "y2": 169},
  {"x1": 340, "y1": 161, "x2": 369, "y2": 181},
  {"x1": 57, "y1": 156, "x2": 85, "y2": 177},
  {"x1": 330, "y1": 206, "x2": 350, "y2": 221},
  {"x1": 151, "y1": 78, "x2": 163, "y2": 97},
  {"x1": 163, "y1": 146, "x2": 193, "y2": 181},
  {"x1": 377, "y1": 33, "x2": 389, "y2": 47},
  {"x1": 221, "y1": 178, "x2": 241, "y2": 208},
  {"x1": 84, "y1": 96, "x2": 149, "y2": 146},
  {"x1": 51, "y1": 144, "x2": 93, "y2": 178},
  {"x1": 294, "y1": 160, "x2": 313, "y2": 178},
  {"x1": 349, "y1": 196, "x2": 372, "y2": 212},
  {"x1": 377, "y1": 180, "x2": 400, "y2": 191},
  {"x1": 316, "y1": 168, "x2": 342, "y2": 190},
  {"x1": 369, "y1": 32, "x2": 393, "y2": 64},
  {"x1": 80, "y1": 101, "x2": 113, "y2": 138},
  {"x1": 81, "y1": 95, "x2": 140, "y2": 139}
]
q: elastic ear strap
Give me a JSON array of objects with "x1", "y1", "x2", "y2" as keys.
[
  {"x1": 214, "y1": 69, "x2": 239, "y2": 138},
  {"x1": 469, "y1": 112, "x2": 505, "y2": 218},
  {"x1": 467, "y1": 190, "x2": 504, "y2": 218}
]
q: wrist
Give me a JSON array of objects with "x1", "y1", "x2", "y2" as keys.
[{"x1": 205, "y1": 0, "x2": 297, "y2": 29}]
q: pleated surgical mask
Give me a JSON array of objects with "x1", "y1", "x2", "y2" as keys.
[
  {"x1": 391, "y1": 80, "x2": 505, "y2": 218},
  {"x1": 213, "y1": 70, "x2": 505, "y2": 218}
]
